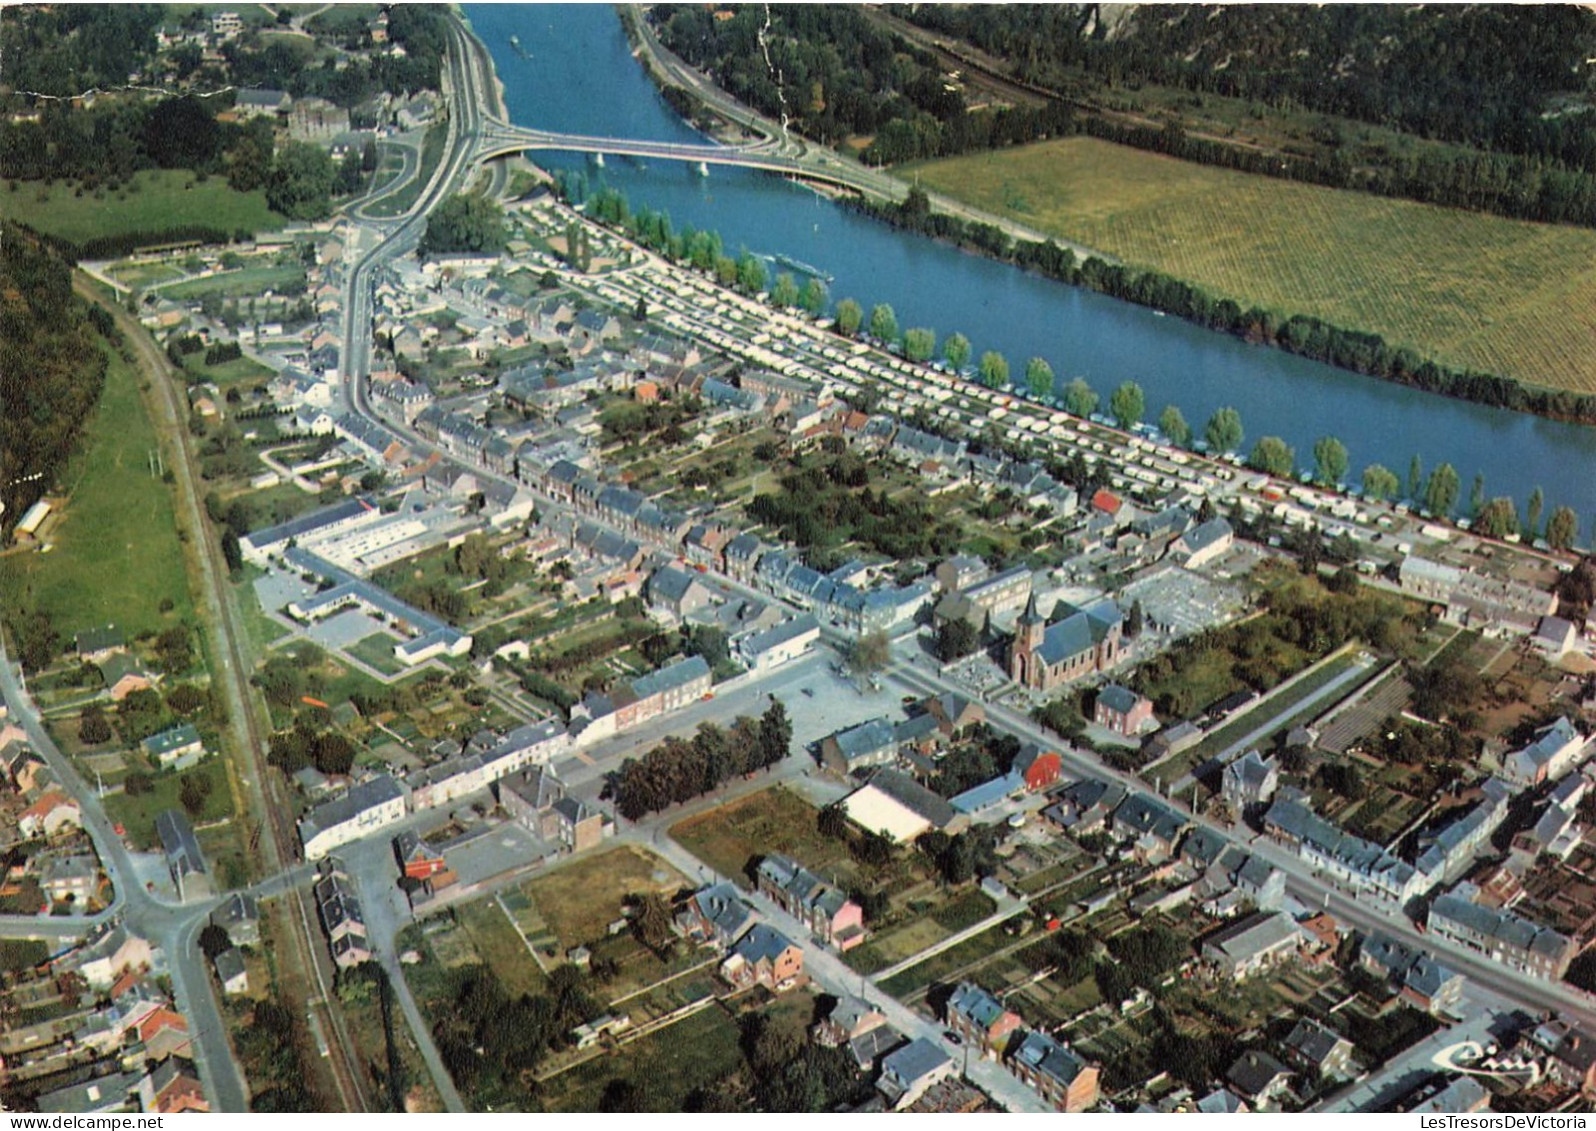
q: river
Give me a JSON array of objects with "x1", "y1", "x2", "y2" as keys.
[{"x1": 468, "y1": 4, "x2": 1596, "y2": 537}]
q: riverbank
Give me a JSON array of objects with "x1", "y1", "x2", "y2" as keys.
[
  {"x1": 909, "y1": 137, "x2": 1596, "y2": 401},
  {"x1": 471, "y1": 2, "x2": 1596, "y2": 531},
  {"x1": 617, "y1": 9, "x2": 1596, "y2": 428}
]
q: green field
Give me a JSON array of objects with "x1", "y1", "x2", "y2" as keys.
[
  {"x1": 366, "y1": 121, "x2": 447, "y2": 219},
  {"x1": 908, "y1": 136, "x2": 1596, "y2": 395},
  {"x1": 2, "y1": 169, "x2": 282, "y2": 247},
  {"x1": 0, "y1": 344, "x2": 195, "y2": 641},
  {"x1": 163, "y1": 263, "x2": 308, "y2": 302},
  {"x1": 104, "y1": 758, "x2": 233, "y2": 849},
  {"x1": 536, "y1": 1003, "x2": 747, "y2": 1112}
]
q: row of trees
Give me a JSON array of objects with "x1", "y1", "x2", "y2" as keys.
[
  {"x1": 609, "y1": 701, "x2": 792, "y2": 821},
  {"x1": 559, "y1": 174, "x2": 1590, "y2": 547}
]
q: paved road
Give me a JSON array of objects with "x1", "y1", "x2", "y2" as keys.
[
  {"x1": 0, "y1": 641, "x2": 245, "y2": 1111},
  {"x1": 881, "y1": 648, "x2": 1596, "y2": 1035},
  {"x1": 638, "y1": 829, "x2": 1052, "y2": 1112}
]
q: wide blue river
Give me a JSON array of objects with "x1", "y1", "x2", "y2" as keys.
[{"x1": 468, "y1": 4, "x2": 1596, "y2": 535}]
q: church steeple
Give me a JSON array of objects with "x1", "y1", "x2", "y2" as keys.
[{"x1": 1017, "y1": 593, "x2": 1045, "y2": 653}]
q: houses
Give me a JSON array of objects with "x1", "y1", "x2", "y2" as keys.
[
  {"x1": 315, "y1": 863, "x2": 371, "y2": 968},
  {"x1": 719, "y1": 924, "x2": 804, "y2": 993},
  {"x1": 1111, "y1": 793, "x2": 1189, "y2": 863},
  {"x1": 1501, "y1": 717, "x2": 1589, "y2": 787},
  {"x1": 724, "y1": 533, "x2": 765, "y2": 583},
  {"x1": 1201, "y1": 911, "x2": 1303, "y2": 980},
  {"x1": 1282, "y1": 1018, "x2": 1356, "y2": 1080},
  {"x1": 1359, "y1": 931, "x2": 1466, "y2": 1016},
  {"x1": 842, "y1": 769, "x2": 964, "y2": 843},
  {"x1": 155, "y1": 810, "x2": 211, "y2": 901},
  {"x1": 737, "y1": 613, "x2": 820, "y2": 672},
  {"x1": 1534, "y1": 1022, "x2": 1596, "y2": 1096},
  {"x1": 394, "y1": 830, "x2": 447, "y2": 881},
  {"x1": 819, "y1": 717, "x2": 899, "y2": 776},
  {"x1": 1042, "y1": 777, "x2": 1125, "y2": 835},
  {"x1": 1535, "y1": 615, "x2": 1580, "y2": 659},
  {"x1": 1404, "y1": 1075, "x2": 1491, "y2": 1115},
  {"x1": 1006, "y1": 1029, "x2": 1100, "y2": 1112},
  {"x1": 572, "y1": 655, "x2": 713, "y2": 745},
  {"x1": 137, "y1": 1056, "x2": 208, "y2": 1114},
  {"x1": 1169, "y1": 518, "x2": 1234, "y2": 570},
  {"x1": 19, "y1": 791, "x2": 82, "y2": 839},
  {"x1": 40, "y1": 853, "x2": 100, "y2": 903},
  {"x1": 1426, "y1": 892, "x2": 1574, "y2": 980},
  {"x1": 1222, "y1": 751, "x2": 1280, "y2": 812},
  {"x1": 1397, "y1": 555, "x2": 1558, "y2": 635},
  {"x1": 1009, "y1": 595, "x2": 1124, "y2": 693},
  {"x1": 298, "y1": 774, "x2": 407, "y2": 861},
  {"x1": 213, "y1": 948, "x2": 248, "y2": 996},
  {"x1": 547, "y1": 797, "x2": 612, "y2": 854},
  {"x1": 1226, "y1": 1051, "x2": 1293, "y2": 1106},
  {"x1": 1413, "y1": 779, "x2": 1513, "y2": 885},
  {"x1": 142, "y1": 724, "x2": 206, "y2": 771},
  {"x1": 209, "y1": 893, "x2": 260, "y2": 947},
  {"x1": 945, "y1": 982, "x2": 1022, "y2": 1058},
  {"x1": 919, "y1": 692, "x2": 985, "y2": 738},
  {"x1": 1262, "y1": 796, "x2": 1424, "y2": 907},
  {"x1": 1093, "y1": 684, "x2": 1153, "y2": 736},
  {"x1": 677, "y1": 881, "x2": 757, "y2": 949},
  {"x1": 72, "y1": 923, "x2": 153, "y2": 990},
  {"x1": 646, "y1": 564, "x2": 714, "y2": 619},
  {"x1": 233, "y1": 87, "x2": 289, "y2": 118},
  {"x1": 755, "y1": 854, "x2": 866, "y2": 951},
  {"x1": 75, "y1": 625, "x2": 126, "y2": 664},
  {"x1": 1012, "y1": 744, "x2": 1062, "y2": 791},
  {"x1": 877, "y1": 1038, "x2": 956, "y2": 1110},
  {"x1": 98, "y1": 654, "x2": 153, "y2": 703},
  {"x1": 813, "y1": 994, "x2": 891, "y2": 1049}
]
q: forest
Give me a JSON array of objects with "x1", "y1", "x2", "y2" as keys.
[
  {"x1": 0, "y1": 227, "x2": 113, "y2": 533},
  {"x1": 650, "y1": 4, "x2": 1075, "y2": 166},
  {"x1": 899, "y1": 5, "x2": 1596, "y2": 227},
  {"x1": 654, "y1": 4, "x2": 1596, "y2": 227}
]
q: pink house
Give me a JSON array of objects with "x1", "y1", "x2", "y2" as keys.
[
  {"x1": 756, "y1": 854, "x2": 868, "y2": 950},
  {"x1": 1094, "y1": 684, "x2": 1154, "y2": 737}
]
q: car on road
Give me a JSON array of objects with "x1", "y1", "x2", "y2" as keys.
[{"x1": 944, "y1": 1030, "x2": 963, "y2": 1046}]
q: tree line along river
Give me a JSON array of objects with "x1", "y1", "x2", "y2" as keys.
[{"x1": 468, "y1": 4, "x2": 1596, "y2": 543}]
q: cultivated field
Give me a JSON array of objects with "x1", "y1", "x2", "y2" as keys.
[
  {"x1": 2, "y1": 169, "x2": 281, "y2": 246},
  {"x1": 0, "y1": 345, "x2": 195, "y2": 640},
  {"x1": 908, "y1": 137, "x2": 1596, "y2": 394}
]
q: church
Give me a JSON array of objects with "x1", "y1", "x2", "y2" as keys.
[{"x1": 1009, "y1": 595, "x2": 1124, "y2": 693}]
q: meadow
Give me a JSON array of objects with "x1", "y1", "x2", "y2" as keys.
[
  {"x1": 0, "y1": 344, "x2": 194, "y2": 641},
  {"x1": 908, "y1": 137, "x2": 1596, "y2": 395},
  {"x1": 2, "y1": 169, "x2": 281, "y2": 247}
]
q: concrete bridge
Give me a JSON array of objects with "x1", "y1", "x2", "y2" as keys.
[{"x1": 473, "y1": 118, "x2": 889, "y2": 198}]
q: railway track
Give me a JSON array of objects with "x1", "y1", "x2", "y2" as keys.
[{"x1": 81, "y1": 282, "x2": 371, "y2": 1113}]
